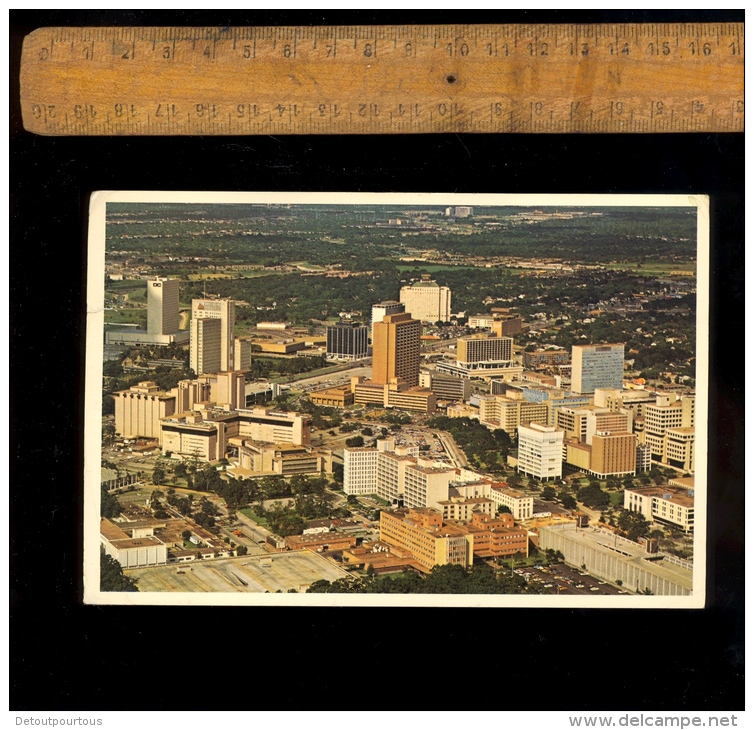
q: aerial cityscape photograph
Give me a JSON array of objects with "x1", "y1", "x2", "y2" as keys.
[{"x1": 87, "y1": 193, "x2": 706, "y2": 605}]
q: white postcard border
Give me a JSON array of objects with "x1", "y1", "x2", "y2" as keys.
[{"x1": 84, "y1": 191, "x2": 708, "y2": 608}]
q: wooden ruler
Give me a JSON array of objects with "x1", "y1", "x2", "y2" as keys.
[{"x1": 20, "y1": 23, "x2": 744, "y2": 135}]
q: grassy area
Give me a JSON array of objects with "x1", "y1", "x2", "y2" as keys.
[
  {"x1": 504, "y1": 553, "x2": 546, "y2": 569},
  {"x1": 239, "y1": 508, "x2": 269, "y2": 529},
  {"x1": 609, "y1": 491, "x2": 625, "y2": 507},
  {"x1": 106, "y1": 280, "x2": 147, "y2": 293},
  {"x1": 104, "y1": 310, "x2": 147, "y2": 326}
]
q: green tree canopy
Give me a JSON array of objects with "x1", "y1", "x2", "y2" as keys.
[{"x1": 100, "y1": 552, "x2": 139, "y2": 592}]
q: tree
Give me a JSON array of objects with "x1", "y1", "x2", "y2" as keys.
[
  {"x1": 577, "y1": 484, "x2": 610, "y2": 509},
  {"x1": 332, "y1": 462, "x2": 344, "y2": 484},
  {"x1": 507, "y1": 472, "x2": 522, "y2": 488},
  {"x1": 606, "y1": 476, "x2": 621, "y2": 490},
  {"x1": 345, "y1": 435, "x2": 364, "y2": 448},
  {"x1": 181, "y1": 530, "x2": 192, "y2": 540},
  {"x1": 100, "y1": 484, "x2": 121, "y2": 519},
  {"x1": 558, "y1": 492, "x2": 577, "y2": 510},
  {"x1": 616, "y1": 510, "x2": 650, "y2": 542},
  {"x1": 100, "y1": 552, "x2": 139, "y2": 592},
  {"x1": 152, "y1": 467, "x2": 165, "y2": 486},
  {"x1": 541, "y1": 486, "x2": 557, "y2": 501}
]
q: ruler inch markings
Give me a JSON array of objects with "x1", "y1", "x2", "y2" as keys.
[{"x1": 20, "y1": 22, "x2": 743, "y2": 135}]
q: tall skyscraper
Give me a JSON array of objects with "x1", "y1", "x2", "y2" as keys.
[
  {"x1": 326, "y1": 321, "x2": 369, "y2": 361},
  {"x1": 234, "y1": 337, "x2": 253, "y2": 372},
  {"x1": 372, "y1": 312, "x2": 421, "y2": 387},
  {"x1": 371, "y1": 300, "x2": 405, "y2": 340},
  {"x1": 147, "y1": 278, "x2": 181, "y2": 336},
  {"x1": 399, "y1": 275, "x2": 451, "y2": 323},
  {"x1": 571, "y1": 344, "x2": 625, "y2": 394},
  {"x1": 190, "y1": 317, "x2": 222, "y2": 376},
  {"x1": 190, "y1": 298, "x2": 235, "y2": 373}
]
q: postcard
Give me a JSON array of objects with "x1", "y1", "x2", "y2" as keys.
[{"x1": 84, "y1": 192, "x2": 708, "y2": 606}]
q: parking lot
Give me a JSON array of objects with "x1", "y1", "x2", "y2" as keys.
[{"x1": 514, "y1": 563, "x2": 625, "y2": 596}]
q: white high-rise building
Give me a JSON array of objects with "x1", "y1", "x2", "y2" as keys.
[
  {"x1": 106, "y1": 277, "x2": 189, "y2": 346},
  {"x1": 371, "y1": 300, "x2": 405, "y2": 340},
  {"x1": 343, "y1": 445, "x2": 455, "y2": 509},
  {"x1": 571, "y1": 344, "x2": 625, "y2": 394},
  {"x1": 399, "y1": 275, "x2": 451, "y2": 323},
  {"x1": 147, "y1": 278, "x2": 181, "y2": 336},
  {"x1": 517, "y1": 422, "x2": 564, "y2": 481},
  {"x1": 343, "y1": 447, "x2": 379, "y2": 495},
  {"x1": 190, "y1": 298, "x2": 235, "y2": 374}
]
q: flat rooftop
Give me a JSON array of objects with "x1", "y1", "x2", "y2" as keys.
[
  {"x1": 626, "y1": 485, "x2": 694, "y2": 508},
  {"x1": 542, "y1": 524, "x2": 692, "y2": 592},
  {"x1": 125, "y1": 551, "x2": 351, "y2": 593}
]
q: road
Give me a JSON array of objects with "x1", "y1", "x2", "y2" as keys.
[{"x1": 436, "y1": 430, "x2": 469, "y2": 468}]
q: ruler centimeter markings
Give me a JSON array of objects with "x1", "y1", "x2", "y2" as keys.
[{"x1": 20, "y1": 23, "x2": 744, "y2": 135}]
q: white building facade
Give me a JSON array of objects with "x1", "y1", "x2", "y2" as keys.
[{"x1": 517, "y1": 422, "x2": 564, "y2": 480}]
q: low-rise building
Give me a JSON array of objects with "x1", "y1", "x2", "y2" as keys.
[
  {"x1": 350, "y1": 377, "x2": 436, "y2": 413},
  {"x1": 284, "y1": 532, "x2": 358, "y2": 553},
  {"x1": 450, "y1": 512, "x2": 529, "y2": 560},
  {"x1": 100, "y1": 518, "x2": 168, "y2": 568},
  {"x1": 539, "y1": 523, "x2": 692, "y2": 595},
  {"x1": 233, "y1": 440, "x2": 333, "y2": 476},
  {"x1": 624, "y1": 485, "x2": 695, "y2": 533},
  {"x1": 436, "y1": 495, "x2": 495, "y2": 521},
  {"x1": 419, "y1": 370, "x2": 471, "y2": 402},
  {"x1": 310, "y1": 385, "x2": 355, "y2": 408},
  {"x1": 446, "y1": 404, "x2": 479, "y2": 420}
]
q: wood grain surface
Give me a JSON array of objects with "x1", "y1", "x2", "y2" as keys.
[{"x1": 20, "y1": 24, "x2": 744, "y2": 135}]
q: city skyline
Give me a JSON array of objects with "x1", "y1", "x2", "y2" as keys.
[{"x1": 86, "y1": 192, "x2": 707, "y2": 607}]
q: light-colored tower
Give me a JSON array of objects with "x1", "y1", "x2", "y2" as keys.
[
  {"x1": 190, "y1": 317, "x2": 222, "y2": 376},
  {"x1": 372, "y1": 312, "x2": 421, "y2": 387},
  {"x1": 571, "y1": 344, "x2": 625, "y2": 394},
  {"x1": 147, "y1": 278, "x2": 180, "y2": 336},
  {"x1": 399, "y1": 275, "x2": 451, "y2": 323},
  {"x1": 517, "y1": 422, "x2": 564, "y2": 481},
  {"x1": 371, "y1": 300, "x2": 405, "y2": 340},
  {"x1": 191, "y1": 298, "x2": 235, "y2": 372}
]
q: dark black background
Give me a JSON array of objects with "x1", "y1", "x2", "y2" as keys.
[{"x1": 10, "y1": 10, "x2": 744, "y2": 711}]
